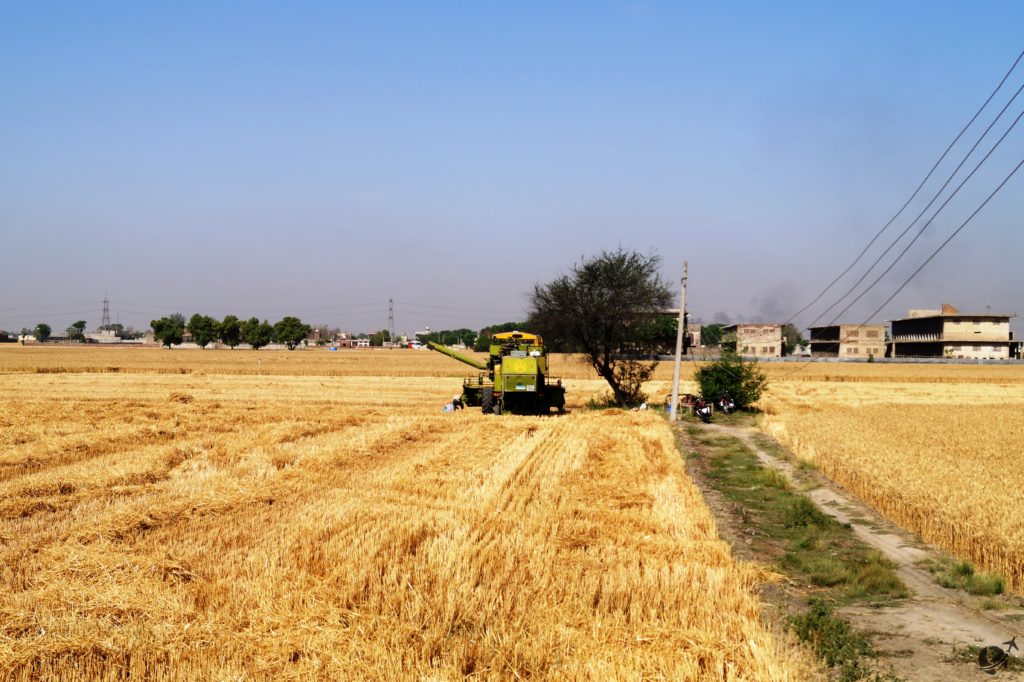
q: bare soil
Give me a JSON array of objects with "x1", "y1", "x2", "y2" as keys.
[{"x1": 684, "y1": 419, "x2": 1024, "y2": 681}]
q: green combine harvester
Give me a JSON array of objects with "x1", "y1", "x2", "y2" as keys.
[{"x1": 428, "y1": 331, "x2": 566, "y2": 415}]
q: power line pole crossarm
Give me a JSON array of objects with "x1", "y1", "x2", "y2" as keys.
[{"x1": 669, "y1": 262, "x2": 687, "y2": 422}]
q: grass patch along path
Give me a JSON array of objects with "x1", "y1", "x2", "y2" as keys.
[{"x1": 679, "y1": 413, "x2": 1024, "y2": 681}]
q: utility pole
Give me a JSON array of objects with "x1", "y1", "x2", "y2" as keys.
[{"x1": 669, "y1": 262, "x2": 688, "y2": 421}]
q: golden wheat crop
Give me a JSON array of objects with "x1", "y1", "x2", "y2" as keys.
[
  {"x1": 761, "y1": 379, "x2": 1024, "y2": 593},
  {"x1": 0, "y1": 348, "x2": 817, "y2": 680}
]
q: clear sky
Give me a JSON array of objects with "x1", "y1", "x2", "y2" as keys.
[{"x1": 2, "y1": 2, "x2": 1022, "y2": 336}]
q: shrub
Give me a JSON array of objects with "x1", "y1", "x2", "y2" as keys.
[{"x1": 694, "y1": 350, "x2": 768, "y2": 409}]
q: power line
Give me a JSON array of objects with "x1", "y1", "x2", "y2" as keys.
[
  {"x1": 772, "y1": 153, "x2": 1024, "y2": 381},
  {"x1": 785, "y1": 47, "x2": 1024, "y2": 328},
  {"x1": 807, "y1": 78, "x2": 1024, "y2": 330},
  {"x1": 855, "y1": 155, "x2": 1024, "y2": 330},
  {"x1": 824, "y1": 103, "x2": 1024, "y2": 327}
]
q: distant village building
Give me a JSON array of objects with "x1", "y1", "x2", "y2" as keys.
[
  {"x1": 808, "y1": 324, "x2": 885, "y2": 358},
  {"x1": 724, "y1": 323, "x2": 783, "y2": 358},
  {"x1": 889, "y1": 304, "x2": 1014, "y2": 360},
  {"x1": 685, "y1": 323, "x2": 702, "y2": 350},
  {"x1": 85, "y1": 330, "x2": 122, "y2": 344}
]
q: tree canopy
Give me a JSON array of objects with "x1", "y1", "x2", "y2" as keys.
[
  {"x1": 529, "y1": 248, "x2": 673, "y2": 407},
  {"x1": 188, "y1": 314, "x2": 220, "y2": 349},
  {"x1": 473, "y1": 322, "x2": 523, "y2": 351},
  {"x1": 694, "y1": 350, "x2": 768, "y2": 410},
  {"x1": 151, "y1": 314, "x2": 185, "y2": 348},
  {"x1": 417, "y1": 328, "x2": 476, "y2": 348},
  {"x1": 241, "y1": 317, "x2": 273, "y2": 350},
  {"x1": 274, "y1": 316, "x2": 311, "y2": 350},
  {"x1": 701, "y1": 323, "x2": 725, "y2": 347},
  {"x1": 70, "y1": 320, "x2": 87, "y2": 341},
  {"x1": 34, "y1": 323, "x2": 51, "y2": 342},
  {"x1": 219, "y1": 315, "x2": 241, "y2": 349},
  {"x1": 782, "y1": 323, "x2": 806, "y2": 355}
]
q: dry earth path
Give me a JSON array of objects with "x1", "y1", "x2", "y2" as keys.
[{"x1": 699, "y1": 421, "x2": 1024, "y2": 681}]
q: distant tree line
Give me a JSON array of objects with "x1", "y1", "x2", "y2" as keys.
[
  {"x1": 150, "y1": 313, "x2": 312, "y2": 350},
  {"x1": 414, "y1": 328, "x2": 477, "y2": 349}
]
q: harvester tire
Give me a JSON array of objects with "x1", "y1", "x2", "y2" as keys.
[{"x1": 481, "y1": 387, "x2": 494, "y2": 414}]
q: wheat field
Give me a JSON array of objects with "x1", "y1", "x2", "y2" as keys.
[
  {"x1": 0, "y1": 347, "x2": 816, "y2": 680},
  {"x1": 761, "y1": 372, "x2": 1024, "y2": 594}
]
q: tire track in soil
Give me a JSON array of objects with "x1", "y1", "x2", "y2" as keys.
[{"x1": 697, "y1": 421, "x2": 1024, "y2": 681}]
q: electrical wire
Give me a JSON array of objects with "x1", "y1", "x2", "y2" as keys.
[
  {"x1": 824, "y1": 104, "x2": 1024, "y2": 327},
  {"x1": 785, "y1": 47, "x2": 1024, "y2": 328},
  {"x1": 806, "y1": 78, "x2": 1024, "y2": 330},
  {"x1": 771, "y1": 154, "x2": 1024, "y2": 380}
]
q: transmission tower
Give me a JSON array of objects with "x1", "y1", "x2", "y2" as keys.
[
  {"x1": 388, "y1": 298, "x2": 396, "y2": 342},
  {"x1": 101, "y1": 292, "x2": 111, "y2": 330}
]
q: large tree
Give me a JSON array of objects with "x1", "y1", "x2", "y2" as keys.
[
  {"x1": 34, "y1": 323, "x2": 51, "y2": 342},
  {"x1": 701, "y1": 323, "x2": 725, "y2": 347},
  {"x1": 220, "y1": 315, "x2": 241, "y2": 349},
  {"x1": 188, "y1": 314, "x2": 220, "y2": 349},
  {"x1": 275, "y1": 316, "x2": 311, "y2": 350},
  {"x1": 529, "y1": 248, "x2": 673, "y2": 407},
  {"x1": 241, "y1": 317, "x2": 274, "y2": 350},
  {"x1": 782, "y1": 323, "x2": 806, "y2": 356},
  {"x1": 151, "y1": 314, "x2": 185, "y2": 348},
  {"x1": 70, "y1": 320, "x2": 87, "y2": 341}
]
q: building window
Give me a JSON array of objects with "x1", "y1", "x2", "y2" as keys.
[{"x1": 866, "y1": 330, "x2": 879, "y2": 338}]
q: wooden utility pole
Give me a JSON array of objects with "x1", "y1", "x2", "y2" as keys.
[{"x1": 669, "y1": 262, "x2": 688, "y2": 421}]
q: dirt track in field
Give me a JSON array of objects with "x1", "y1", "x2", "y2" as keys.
[{"x1": 701, "y1": 421, "x2": 1024, "y2": 681}]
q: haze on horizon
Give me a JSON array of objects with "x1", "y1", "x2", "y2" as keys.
[{"x1": 2, "y1": 3, "x2": 1022, "y2": 337}]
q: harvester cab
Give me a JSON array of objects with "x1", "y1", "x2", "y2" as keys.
[{"x1": 427, "y1": 331, "x2": 566, "y2": 415}]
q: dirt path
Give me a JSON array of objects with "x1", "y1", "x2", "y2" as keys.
[{"x1": 698, "y1": 421, "x2": 1024, "y2": 681}]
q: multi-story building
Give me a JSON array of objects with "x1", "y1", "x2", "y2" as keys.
[
  {"x1": 724, "y1": 323, "x2": 783, "y2": 358},
  {"x1": 808, "y1": 324, "x2": 885, "y2": 358},
  {"x1": 889, "y1": 304, "x2": 1014, "y2": 359}
]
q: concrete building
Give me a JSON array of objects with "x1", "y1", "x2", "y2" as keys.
[
  {"x1": 685, "y1": 323, "x2": 702, "y2": 350},
  {"x1": 85, "y1": 329, "x2": 122, "y2": 344},
  {"x1": 724, "y1": 323, "x2": 783, "y2": 358},
  {"x1": 889, "y1": 304, "x2": 1014, "y2": 359},
  {"x1": 808, "y1": 324, "x2": 885, "y2": 359}
]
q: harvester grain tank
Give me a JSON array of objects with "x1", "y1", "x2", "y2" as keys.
[{"x1": 427, "y1": 331, "x2": 566, "y2": 414}]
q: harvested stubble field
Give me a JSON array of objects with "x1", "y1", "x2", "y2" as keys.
[
  {"x1": 0, "y1": 347, "x2": 816, "y2": 681},
  {"x1": 760, "y1": 367, "x2": 1024, "y2": 594}
]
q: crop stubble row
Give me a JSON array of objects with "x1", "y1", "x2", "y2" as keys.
[{"x1": 0, "y1": 352, "x2": 815, "y2": 680}]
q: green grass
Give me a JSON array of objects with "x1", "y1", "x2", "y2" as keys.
[
  {"x1": 686, "y1": 424, "x2": 909, "y2": 681},
  {"x1": 926, "y1": 558, "x2": 1005, "y2": 596},
  {"x1": 695, "y1": 431, "x2": 907, "y2": 603},
  {"x1": 789, "y1": 600, "x2": 874, "y2": 682}
]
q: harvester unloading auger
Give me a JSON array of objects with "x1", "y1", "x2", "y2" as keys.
[{"x1": 428, "y1": 331, "x2": 566, "y2": 415}]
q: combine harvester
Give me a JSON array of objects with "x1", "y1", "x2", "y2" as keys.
[{"x1": 428, "y1": 331, "x2": 566, "y2": 415}]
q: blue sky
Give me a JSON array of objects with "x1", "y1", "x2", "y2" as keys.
[{"x1": 2, "y1": 2, "x2": 1022, "y2": 335}]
